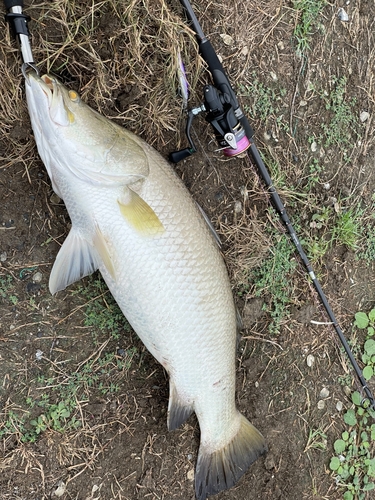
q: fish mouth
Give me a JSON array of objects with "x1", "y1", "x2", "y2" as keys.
[
  {"x1": 27, "y1": 72, "x2": 57, "y2": 106},
  {"x1": 39, "y1": 75, "x2": 56, "y2": 106}
]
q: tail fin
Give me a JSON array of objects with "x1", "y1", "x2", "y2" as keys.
[{"x1": 195, "y1": 413, "x2": 267, "y2": 500}]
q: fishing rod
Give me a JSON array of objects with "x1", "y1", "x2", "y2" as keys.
[
  {"x1": 172, "y1": 0, "x2": 375, "y2": 412},
  {"x1": 3, "y1": 0, "x2": 38, "y2": 75}
]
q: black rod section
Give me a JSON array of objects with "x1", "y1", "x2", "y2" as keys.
[
  {"x1": 178, "y1": 0, "x2": 375, "y2": 411},
  {"x1": 4, "y1": 0, "x2": 34, "y2": 64}
]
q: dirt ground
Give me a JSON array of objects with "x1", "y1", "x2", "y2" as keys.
[{"x1": 1, "y1": 1, "x2": 375, "y2": 499}]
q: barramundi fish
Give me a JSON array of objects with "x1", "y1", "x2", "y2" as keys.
[{"x1": 25, "y1": 71, "x2": 266, "y2": 499}]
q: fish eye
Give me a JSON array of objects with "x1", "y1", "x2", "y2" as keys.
[{"x1": 69, "y1": 90, "x2": 80, "y2": 102}]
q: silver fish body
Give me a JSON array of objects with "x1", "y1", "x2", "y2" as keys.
[{"x1": 25, "y1": 72, "x2": 266, "y2": 499}]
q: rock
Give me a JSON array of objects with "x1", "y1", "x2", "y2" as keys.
[
  {"x1": 306, "y1": 354, "x2": 315, "y2": 367},
  {"x1": 234, "y1": 201, "x2": 242, "y2": 214},
  {"x1": 360, "y1": 111, "x2": 370, "y2": 123},
  {"x1": 317, "y1": 400, "x2": 325, "y2": 410},
  {"x1": 338, "y1": 8, "x2": 349, "y2": 22},
  {"x1": 187, "y1": 469, "x2": 194, "y2": 481},
  {"x1": 320, "y1": 387, "x2": 330, "y2": 399},
  {"x1": 310, "y1": 141, "x2": 318, "y2": 152},
  {"x1": 33, "y1": 272, "x2": 43, "y2": 283},
  {"x1": 220, "y1": 33, "x2": 234, "y2": 46},
  {"x1": 50, "y1": 193, "x2": 62, "y2": 204},
  {"x1": 270, "y1": 71, "x2": 277, "y2": 81},
  {"x1": 53, "y1": 480, "x2": 66, "y2": 497}
]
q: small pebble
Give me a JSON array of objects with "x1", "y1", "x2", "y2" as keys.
[
  {"x1": 320, "y1": 387, "x2": 330, "y2": 399},
  {"x1": 270, "y1": 71, "x2": 278, "y2": 81},
  {"x1": 336, "y1": 401, "x2": 343, "y2": 411},
  {"x1": 324, "y1": 183, "x2": 330, "y2": 190},
  {"x1": 343, "y1": 386, "x2": 352, "y2": 397},
  {"x1": 360, "y1": 111, "x2": 370, "y2": 123},
  {"x1": 240, "y1": 46, "x2": 249, "y2": 56},
  {"x1": 187, "y1": 469, "x2": 194, "y2": 481},
  {"x1": 310, "y1": 141, "x2": 318, "y2": 152},
  {"x1": 187, "y1": 453, "x2": 193, "y2": 460},
  {"x1": 300, "y1": 100, "x2": 307, "y2": 107},
  {"x1": 0, "y1": 252, "x2": 7, "y2": 262},
  {"x1": 33, "y1": 272, "x2": 43, "y2": 283},
  {"x1": 53, "y1": 481, "x2": 66, "y2": 497},
  {"x1": 306, "y1": 354, "x2": 315, "y2": 367},
  {"x1": 35, "y1": 349, "x2": 43, "y2": 361},
  {"x1": 214, "y1": 191, "x2": 224, "y2": 202},
  {"x1": 234, "y1": 201, "x2": 242, "y2": 214},
  {"x1": 220, "y1": 33, "x2": 234, "y2": 46},
  {"x1": 317, "y1": 400, "x2": 325, "y2": 410},
  {"x1": 263, "y1": 131, "x2": 272, "y2": 141},
  {"x1": 338, "y1": 8, "x2": 349, "y2": 22}
]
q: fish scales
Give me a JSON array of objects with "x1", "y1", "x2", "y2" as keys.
[{"x1": 25, "y1": 72, "x2": 266, "y2": 499}]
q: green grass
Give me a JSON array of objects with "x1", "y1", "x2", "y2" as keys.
[
  {"x1": 293, "y1": 0, "x2": 327, "y2": 55},
  {"x1": 320, "y1": 77, "x2": 359, "y2": 157},
  {"x1": 239, "y1": 72, "x2": 288, "y2": 130},
  {"x1": 0, "y1": 275, "x2": 137, "y2": 444},
  {"x1": 332, "y1": 207, "x2": 363, "y2": 250},
  {"x1": 72, "y1": 275, "x2": 132, "y2": 342},
  {"x1": 250, "y1": 209, "x2": 297, "y2": 334},
  {"x1": 0, "y1": 347, "x2": 137, "y2": 443}
]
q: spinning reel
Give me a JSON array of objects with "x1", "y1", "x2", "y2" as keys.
[{"x1": 169, "y1": 83, "x2": 251, "y2": 163}]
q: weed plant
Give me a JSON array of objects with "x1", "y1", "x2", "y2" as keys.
[
  {"x1": 72, "y1": 275, "x2": 132, "y2": 342},
  {"x1": 330, "y1": 309, "x2": 375, "y2": 499},
  {"x1": 320, "y1": 77, "x2": 359, "y2": 158},
  {"x1": 250, "y1": 209, "x2": 297, "y2": 334},
  {"x1": 293, "y1": 0, "x2": 327, "y2": 55},
  {"x1": 239, "y1": 73, "x2": 288, "y2": 130}
]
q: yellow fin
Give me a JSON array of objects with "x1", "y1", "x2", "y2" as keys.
[
  {"x1": 118, "y1": 188, "x2": 164, "y2": 236},
  {"x1": 93, "y1": 225, "x2": 116, "y2": 280}
]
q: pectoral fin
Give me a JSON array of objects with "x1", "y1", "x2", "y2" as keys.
[
  {"x1": 49, "y1": 227, "x2": 100, "y2": 294},
  {"x1": 118, "y1": 188, "x2": 164, "y2": 236}
]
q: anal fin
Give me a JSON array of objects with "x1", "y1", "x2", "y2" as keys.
[{"x1": 167, "y1": 378, "x2": 194, "y2": 431}]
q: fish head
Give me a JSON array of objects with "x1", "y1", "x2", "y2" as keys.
[
  {"x1": 26, "y1": 72, "x2": 82, "y2": 130},
  {"x1": 25, "y1": 72, "x2": 149, "y2": 186}
]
